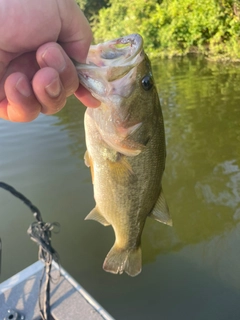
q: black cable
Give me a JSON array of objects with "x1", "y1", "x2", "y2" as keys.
[
  {"x1": 0, "y1": 182, "x2": 60, "y2": 320},
  {"x1": 0, "y1": 182, "x2": 42, "y2": 222}
]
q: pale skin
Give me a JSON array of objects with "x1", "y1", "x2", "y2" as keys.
[{"x1": 0, "y1": 0, "x2": 100, "y2": 122}]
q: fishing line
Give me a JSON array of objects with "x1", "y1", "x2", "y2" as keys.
[{"x1": 0, "y1": 182, "x2": 60, "y2": 320}]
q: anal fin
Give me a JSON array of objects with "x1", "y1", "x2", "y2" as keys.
[
  {"x1": 149, "y1": 189, "x2": 172, "y2": 226},
  {"x1": 85, "y1": 206, "x2": 110, "y2": 226}
]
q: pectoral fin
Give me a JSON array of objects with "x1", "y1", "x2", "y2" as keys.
[
  {"x1": 149, "y1": 189, "x2": 172, "y2": 226},
  {"x1": 85, "y1": 206, "x2": 110, "y2": 226},
  {"x1": 107, "y1": 154, "x2": 137, "y2": 185}
]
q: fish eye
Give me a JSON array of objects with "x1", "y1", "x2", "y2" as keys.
[{"x1": 141, "y1": 74, "x2": 153, "y2": 91}]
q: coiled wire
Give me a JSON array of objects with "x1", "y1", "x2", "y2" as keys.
[{"x1": 0, "y1": 182, "x2": 60, "y2": 320}]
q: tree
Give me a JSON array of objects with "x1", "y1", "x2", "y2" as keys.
[{"x1": 76, "y1": 0, "x2": 108, "y2": 21}]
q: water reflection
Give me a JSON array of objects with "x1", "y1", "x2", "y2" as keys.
[
  {"x1": 196, "y1": 160, "x2": 240, "y2": 210},
  {"x1": 53, "y1": 99, "x2": 86, "y2": 160}
]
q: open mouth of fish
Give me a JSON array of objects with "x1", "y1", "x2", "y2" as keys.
[{"x1": 75, "y1": 34, "x2": 145, "y2": 99}]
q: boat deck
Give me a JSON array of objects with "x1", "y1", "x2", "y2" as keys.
[{"x1": 0, "y1": 261, "x2": 114, "y2": 320}]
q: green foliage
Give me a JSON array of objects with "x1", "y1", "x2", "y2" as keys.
[
  {"x1": 92, "y1": 0, "x2": 160, "y2": 52},
  {"x1": 76, "y1": 0, "x2": 108, "y2": 21},
  {"x1": 91, "y1": 0, "x2": 240, "y2": 60}
]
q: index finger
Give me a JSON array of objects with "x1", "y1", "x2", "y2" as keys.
[{"x1": 57, "y1": 0, "x2": 93, "y2": 63}]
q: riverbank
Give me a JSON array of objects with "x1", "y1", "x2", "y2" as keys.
[{"x1": 85, "y1": 0, "x2": 240, "y2": 62}]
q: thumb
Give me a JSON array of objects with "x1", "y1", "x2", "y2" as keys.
[{"x1": 57, "y1": 0, "x2": 92, "y2": 63}]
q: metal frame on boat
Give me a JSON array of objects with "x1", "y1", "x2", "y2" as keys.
[{"x1": 0, "y1": 260, "x2": 114, "y2": 320}]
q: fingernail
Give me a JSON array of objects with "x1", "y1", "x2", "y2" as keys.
[
  {"x1": 45, "y1": 77, "x2": 61, "y2": 98},
  {"x1": 42, "y1": 47, "x2": 66, "y2": 72},
  {"x1": 15, "y1": 77, "x2": 32, "y2": 97}
]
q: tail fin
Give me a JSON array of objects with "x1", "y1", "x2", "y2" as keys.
[{"x1": 103, "y1": 244, "x2": 142, "y2": 277}]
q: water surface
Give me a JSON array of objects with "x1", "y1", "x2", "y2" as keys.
[{"x1": 1, "y1": 57, "x2": 240, "y2": 319}]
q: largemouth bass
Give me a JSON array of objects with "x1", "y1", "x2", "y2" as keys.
[{"x1": 76, "y1": 34, "x2": 172, "y2": 277}]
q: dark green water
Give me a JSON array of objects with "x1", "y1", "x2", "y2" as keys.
[{"x1": 1, "y1": 57, "x2": 240, "y2": 319}]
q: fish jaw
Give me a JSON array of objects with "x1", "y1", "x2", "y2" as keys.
[{"x1": 75, "y1": 34, "x2": 145, "y2": 103}]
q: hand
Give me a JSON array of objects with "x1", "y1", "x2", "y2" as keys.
[{"x1": 0, "y1": 0, "x2": 100, "y2": 122}]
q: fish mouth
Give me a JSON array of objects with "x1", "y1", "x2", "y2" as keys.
[{"x1": 75, "y1": 34, "x2": 144, "y2": 99}]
